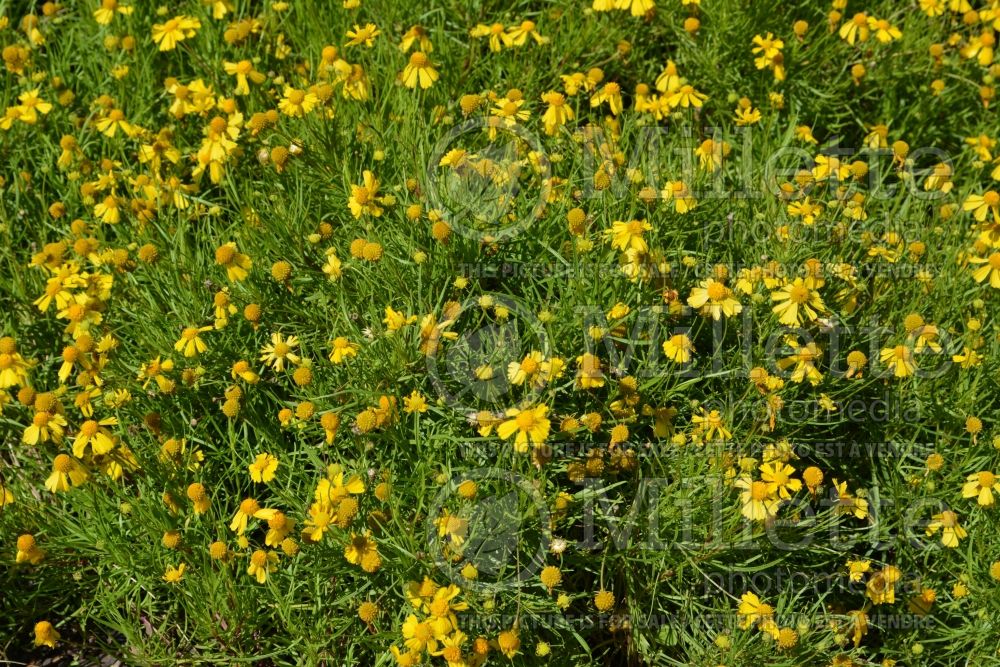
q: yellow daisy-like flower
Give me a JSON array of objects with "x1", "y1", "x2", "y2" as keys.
[
  {"x1": 401, "y1": 51, "x2": 439, "y2": 89},
  {"x1": 249, "y1": 453, "x2": 279, "y2": 483},
  {"x1": 174, "y1": 325, "x2": 211, "y2": 357},
  {"x1": 962, "y1": 471, "x2": 1000, "y2": 506},
  {"x1": 151, "y1": 15, "x2": 201, "y2": 51},
  {"x1": 770, "y1": 278, "x2": 825, "y2": 326},
  {"x1": 497, "y1": 404, "x2": 551, "y2": 452},
  {"x1": 926, "y1": 510, "x2": 967, "y2": 548}
]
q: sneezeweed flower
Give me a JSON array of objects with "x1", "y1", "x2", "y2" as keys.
[
  {"x1": 541, "y1": 92, "x2": 573, "y2": 135},
  {"x1": 969, "y1": 252, "x2": 1000, "y2": 288},
  {"x1": 403, "y1": 390, "x2": 428, "y2": 414},
  {"x1": 734, "y1": 476, "x2": 779, "y2": 521},
  {"x1": 591, "y1": 82, "x2": 623, "y2": 115},
  {"x1": 832, "y1": 479, "x2": 869, "y2": 519},
  {"x1": 174, "y1": 326, "x2": 211, "y2": 357},
  {"x1": 34, "y1": 621, "x2": 60, "y2": 649},
  {"x1": 230, "y1": 497, "x2": 278, "y2": 534},
  {"x1": 771, "y1": 278, "x2": 825, "y2": 326},
  {"x1": 760, "y1": 461, "x2": 802, "y2": 499},
  {"x1": 497, "y1": 404, "x2": 551, "y2": 452},
  {"x1": 692, "y1": 409, "x2": 731, "y2": 442},
  {"x1": 45, "y1": 454, "x2": 88, "y2": 492},
  {"x1": 152, "y1": 15, "x2": 201, "y2": 51},
  {"x1": 163, "y1": 563, "x2": 186, "y2": 583},
  {"x1": 661, "y1": 180, "x2": 697, "y2": 213},
  {"x1": 186, "y1": 483, "x2": 210, "y2": 513},
  {"x1": 15, "y1": 89, "x2": 52, "y2": 124},
  {"x1": 687, "y1": 279, "x2": 743, "y2": 320},
  {"x1": 662, "y1": 333, "x2": 694, "y2": 363},
  {"x1": 503, "y1": 20, "x2": 547, "y2": 46},
  {"x1": 22, "y1": 410, "x2": 68, "y2": 445},
  {"x1": 260, "y1": 333, "x2": 300, "y2": 371},
  {"x1": 926, "y1": 510, "x2": 967, "y2": 547},
  {"x1": 329, "y1": 336, "x2": 360, "y2": 363},
  {"x1": 72, "y1": 417, "x2": 118, "y2": 457},
  {"x1": 16, "y1": 534, "x2": 45, "y2": 564},
  {"x1": 401, "y1": 51, "x2": 438, "y2": 89},
  {"x1": 214, "y1": 242, "x2": 252, "y2": 281},
  {"x1": 964, "y1": 190, "x2": 1000, "y2": 223},
  {"x1": 575, "y1": 353, "x2": 605, "y2": 389},
  {"x1": 867, "y1": 565, "x2": 902, "y2": 605},
  {"x1": 247, "y1": 549, "x2": 278, "y2": 583},
  {"x1": 879, "y1": 344, "x2": 916, "y2": 378},
  {"x1": 223, "y1": 60, "x2": 266, "y2": 95},
  {"x1": 605, "y1": 219, "x2": 652, "y2": 253},
  {"x1": 345, "y1": 23, "x2": 380, "y2": 47},
  {"x1": 344, "y1": 530, "x2": 381, "y2": 572},
  {"x1": 496, "y1": 628, "x2": 521, "y2": 658},
  {"x1": 249, "y1": 453, "x2": 279, "y2": 483},
  {"x1": 962, "y1": 471, "x2": 1000, "y2": 506},
  {"x1": 737, "y1": 592, "x2": 779, "y2": 638},
  {"x1": 348, "y1": 171, "x2": 385, "y2": 218},
  {"x1": 278, "y1": 86, "x2": 319, "y2": 117},
  {"x1": 94, "y1": 0, "x2": 133, "y2": 25}
]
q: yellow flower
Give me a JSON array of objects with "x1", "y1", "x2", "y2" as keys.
[
  {"x1": 926, "y1": 510, "x2": 967, "y2": 548},
  {"x1": 502, "y1": 20, "x2": 547, "y2": 47},
  {"x1": 760, "y1": 461, "x2": 802, "y2": 499},
  {"x1": 402, "y1": 614, "x2": 439, "y2": 653},
  {"x1": 771, "y1": 278, "x2": 825, "y2": 326},
  {"x1": 72, "y1": 417, "x2": 118, "y2": 457},
  {"x1": 384, "y1": 306, "x2": 417, "y2": 332},
  {"x1": 346, "y1": 23, "x2": 380, "y2": 47},
  {"x1": 661, "y1": 180, "x2": 697, "y2": 213},
  {"x1": 163, "y1": 563, "x2": 186, "y2": 583},
  {"x1": 687, "y1": 279, "x2": 743, "y2": 320},
  {"x1": 403, "y1": 390, "x2": 428, "y2": 414},
  {"x1": 249, "y1": 453, "x2": 279, "y2": 483},
  {"x1": 662, "y1": 334, "x2": 694, "y2": 363},
  {"x1": 734, "y1": 476, "x2": 779, "y2": 521},
  {"x1": 278, "y1": 86, "x2": 319, "y2": 117},
  {"x1": 575, "y1": 353, "x2": 605, "y2": 389},
  {"x1": 94, "y1": 0, "x2": 133, "y2": 26},
  {"x1": 329, "y1": 336, "x2": 360, "y2": 363},
  {"x1": 962, "y1": 471, "x2": 1000, "y2": 506},
  {"x1": 260, "y1": 332, "x2": 300, "y2": 371},
  {"x1": 541, "y1": 91, "x2": 573, "y2": 135},
  {"x1": 832, "y1": 479, "x2": 869, "y2": 519},
  {"x1": 344, "y1": 530, "x2": 381, "y2": 572},
  {"x1": 964, "y1": 191, "x2": 1000, "y2": 223},
  {"x1": 45, "y1": 454, "x2": 88, "y2": 493},
  {"x1": 247, "y1": 549, "x2": 278, "y2": 583},
  {"x1": 348, "y1": 171, "x2": 384, "y2": 218},
  {"x1": 152, "y1": 15, "x2": 201, "y2": 51},
  {"x1": 497, "y1": 404, "x2": 551, "y2": 452},
  {"x1": 969, "y1": 252, "x2": 1000, "y2": 288},
  {"x1": 15, "y1": 89, "x2": 53, "y2": 124},
  {"x1": 34, "y1": 621, "x2": 60, "y2": 649},
  {"x1": 230, "y1": 497, "x2": 278, "y2": 535},
  {"x1": 690, "y1": 408, "x2": 729, "y2": 442},
  {"x1": 401, "y1": 51, "x2": 438, "y2": 89},
  {"x1": 604, "y1": 219, "x2": 652, "y2": 253},
  {"x1": 174, "y1": 326, "x2": 211, "y2": 357},
  {"x1": 214, "y1": 242, "x2": 252, "y2": 282},
  {"x1": 879, "y1": 344, "x2": 915, "y2": 378},
  {"x1": 590, "y1": 82, "x2": 623, "y2": 115},
  {"x1": 736, "y1": 592, "x2": 777, "y2": 635}
]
